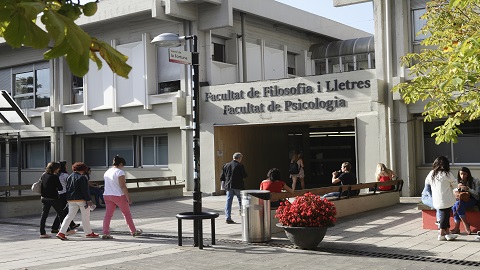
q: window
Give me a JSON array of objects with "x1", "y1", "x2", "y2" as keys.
[
  {"x1": 83, "y1": 136, "x2": 134, "y2": 167},
  {"x1": 13, "y1": 63, "x2": 50, "y2": 109},
  {"x1": 108, "y1": 136, "x2": 134, "y2": 167},
  {"x1": 287, "y1": 52, "x2": 296, "y2": 75},
  {"x1": 24, "y1": 140, "x2": 50, "y2": 168},
  {"x1": 412, "y1": 8, "x2": 429, "y2": 42},
  {"x1": 0, "y1": 142, "x2": 17, "y2": 168},
  {"x1": 342, "y1": 55, "x2": 355, "y2": 72},
  {"x1": 212, "y1": 37, "x2": 226, "y2": 63},
  {"x1": 142, "y1": 135, "x2": 168, "y2": 166},
  {"x1": 72, "y1": 75, "x2": 84, "y2": 104},
  {"x1": 423, "y1": 120, "x2": 480, "y2": 164},
  {"x1": 0, "y1": 139, "x2": 50, "y2": 169}
]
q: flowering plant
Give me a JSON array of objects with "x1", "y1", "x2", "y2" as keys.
[{"x1": 275, "y1": 192, "x2": 336, "y2": 227}]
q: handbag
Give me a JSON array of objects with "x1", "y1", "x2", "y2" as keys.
[
  {"x1": 31, "y1": 179, "x2": 42, "y2": 194},
  {"x1": 455, "y1": 190, "x2": 471, "y2": 202}
]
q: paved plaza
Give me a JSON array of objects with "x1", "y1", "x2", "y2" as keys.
[{"x1": 1, "y1": 195, "x2": 480, "y2": 270}]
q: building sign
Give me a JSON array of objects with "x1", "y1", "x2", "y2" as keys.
[
  {"x1": 169, "y1": 48, "x2": 192, "y2": 65},
  {"x1": 204, "y1": 78, "x2": 371, "y2": 115}
]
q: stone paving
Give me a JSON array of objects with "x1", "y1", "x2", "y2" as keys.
[{"x1": 1, "y1": 195, "x2": 480, "y2": 269}]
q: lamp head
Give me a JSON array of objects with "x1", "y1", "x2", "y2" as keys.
[{"x1": 151, "y1": 33, "x2": 186, "y2": 47}]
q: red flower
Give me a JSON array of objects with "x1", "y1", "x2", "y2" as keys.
[{"x1": 275, "y1": 192, "x2": 336, "y2": 227}]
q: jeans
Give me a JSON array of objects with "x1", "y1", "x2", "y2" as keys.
[
  {"x1": 40, "y1": 198, "x2": 65, "y2": 235},
  {"x1": 437, "y1": 208, "x2": 451, "y2": 230},
  {"x1": 225, "y1": 189, "x2": 242, "y2": 221},
  {"x1": 452, "y1": 198, "x2": 478, "y2": 223},
  {"x1": 421, "y1": 185, "x2": 440, "y2": 222},
  {"x1": 103, "y1": 195, "x2": 137, "y2": 235},
  {"x1": 322, "y1": 192, "x2": 340, "y2": 198},
  {"x1": 59, "y1": 201, "x2": 92, "y2": 235},
  {"x1": 90, "y1": 186, "x2": 105, "y2": 206},
  {"x1": 52, "y1": 193, "x2": 76, "y2": 231}
]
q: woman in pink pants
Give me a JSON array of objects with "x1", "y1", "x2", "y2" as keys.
[{"x1": 102, "y1": 155, "x2": 142, "y2": 239}]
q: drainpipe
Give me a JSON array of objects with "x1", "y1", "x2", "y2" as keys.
[
  {"x1": 241, "y1": 12, "x2": 247, "y2": 82},
  {"x1": 385, "y1": 1, "x2": 396, "y2": 173}
]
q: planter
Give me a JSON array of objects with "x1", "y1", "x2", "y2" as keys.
[{"x1": 277, "y1": 224, "x2": 328, "y2": 250}]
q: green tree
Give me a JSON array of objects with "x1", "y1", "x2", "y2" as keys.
[
  {"x1": 392, "y1": 0, "x2": 480, "y2": 144},
  {"x1": 0, "y1": 0, "x2": 131, "y2": 78}
]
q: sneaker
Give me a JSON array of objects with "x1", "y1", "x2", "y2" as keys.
[
  {"x1": 132, "y1": 229, "x2": 143, "y2": 237},
  {"x1": 85, "y1": 232, "x2": 100, "y2": 238},
  {"x1": 226, "y1": 219, "x2": 235, "y2": 224},
  {"x1": 56, "y1": 233, "x2": 67, "y2": 241},
  {"x1": 66, "y1": 229, "x2": 77, "y2": 235},
  {"x1": 51, "y1": 229, "x2": 59, "y2": 233},
  {"x1": 445, "y1": 234, "x2": 457, "y2": 241},
  {"x1": 434, "y1": 221, "x2": 440, "y2": 225},
  {"x1": 40, "y1": 234, "x2": 51, "y2": 238},
  {"x1": 102, "y1": 234, "x2": 114, "y2": 240},
  {"x1": 437, "y1": 235, "x2": 446, "y2": 241}
]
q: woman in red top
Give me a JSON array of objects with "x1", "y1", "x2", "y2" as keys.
[
  {"x1": 375, "y1": 163, "x2": 396, "y2": 191},
  {"x1": 260, "y1": 168, "x2": 294, "y2": 207}
]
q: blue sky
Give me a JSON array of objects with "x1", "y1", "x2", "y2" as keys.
[{"x1": 275, "y1": 0, "x2": 374, "y2": 34}]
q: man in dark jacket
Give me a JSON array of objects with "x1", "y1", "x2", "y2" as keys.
[{"x1": 221, "y1": 152, "x2": 247, "y2": 224}]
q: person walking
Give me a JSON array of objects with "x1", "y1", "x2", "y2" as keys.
[
  {"x1": 56, "y1": 162, "x2": 99, "y2": 240},
  {"x1": 425, "y1": 156, "x2": 457, "y2": 241},
  {"x1": 51, "y1": 161, "x2": 79, "y2": 233},
  {"x1": 289, "y1": 151, "x2": 305, "y2": 191},
  {"x1": 39, "y1": 162, "x2": 65, "y2": 238},
  {"x1": 221, "y1": 152, "x2": 248, "y2": 224},
  {"x1": 102, "y1": 155, "x2": 142, "y2": 239}
]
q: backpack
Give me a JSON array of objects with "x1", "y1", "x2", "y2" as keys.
[
  {"x1": 31, "y1": 179, "x2": 42, "y2": 194},
  {"x1": 288, "y1": 161, "x2": 299, "y2": 174}
]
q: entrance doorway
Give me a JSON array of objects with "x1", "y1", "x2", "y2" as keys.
[{"x1": 213, "y1": 120, "x2": 356, "y2": 191}]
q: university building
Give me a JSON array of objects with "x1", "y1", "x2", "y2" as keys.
[{"x1": 1, "y1": 0, "x2": 469, "y2": 197}]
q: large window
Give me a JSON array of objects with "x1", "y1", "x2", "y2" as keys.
[
  {"x1": 212, "y1": 36, "x2": 226, "y2": 63},
  {"x1": 0, "y1": 139, "x2": 50, "y2": 169},
  {"x1": 83, "y1": 135, "x2": 167, "y2": 167},
  {"x1": 12, "y1": 63, "x2": 51, "y2": 109},
  {"x1": 424, "y1": 120, "x2": 480, "y2": 164},
  {"x1": 84, "y1": 137, "x2": 134, "y2": 167},
  {"x1": 142, "y1": 135, "x2": 168, "y2": 166}
]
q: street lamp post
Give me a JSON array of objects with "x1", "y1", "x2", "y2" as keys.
[{"x1": 151, "y1": 33, "x2": 203, "y2": 246}]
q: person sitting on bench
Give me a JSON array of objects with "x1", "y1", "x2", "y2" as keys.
[{"x1": 260, "y1": 168, "x2": 294, "y2": 208}]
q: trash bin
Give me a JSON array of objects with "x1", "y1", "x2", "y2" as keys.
[{"x1": 241, "y1": 190, "x2": 271, "y2": 242}]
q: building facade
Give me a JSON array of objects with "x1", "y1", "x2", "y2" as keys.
[{"x1": 5, "y1": 0, "x2": 455, "y2": 197}]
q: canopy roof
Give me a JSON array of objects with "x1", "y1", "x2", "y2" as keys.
[
  {"x1": 309, "y1": 36, "x2": 374, "y2": 59},
  {"x1": 0, "y1": 90, "x2": 30, "y2": 125}
]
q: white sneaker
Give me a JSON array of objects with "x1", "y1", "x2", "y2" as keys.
[
  {"x1": 445, "y1": 234, "x2": 457, "y2": 241},
  {"x1": 438, "y1": 235, "x2": 446, "y2": 241}
]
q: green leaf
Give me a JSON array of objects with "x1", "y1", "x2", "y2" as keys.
[
  {"x1": 3, "y1": 13, "x2": 26, "y2": 48},
  {"x1": 41, "y1": 10, "x2": 66, "y2": 45},
  {"x1": 94, "y1": 39, "x2": 132, "y2": 78},
  {"x1": 66, "y1": 49, "x2": 90, "y2": 77},
  {"x1": 89, "y1": 50, "x2": 103, "y2": 70},
  {"x1": 17, "y1": 2, "x2": 45, "y2": 20},
  {"x1": 64, "y1": 20, "x2": 90, "y2": 54},
  {"x1": 44, "y1": 39, "x2": 70, "y2": 59}
]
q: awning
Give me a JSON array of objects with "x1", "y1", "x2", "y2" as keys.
[
  {"x1": 0, "y1": 90, "x2": 30, "y2": 125},
  {"x1": 309, "y1": 36, "x2": 374, "y2": 59}
]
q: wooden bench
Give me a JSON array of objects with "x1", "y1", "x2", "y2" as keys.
[
  {"x1": 417, "y1": 202, "x2": 480, "y2": 233},
  {"x1": 269, "y1": 180, "x2": 403, "y2": 233},
  {"x1": 0, "y1": 176, "x2": 185, "y2": 218}
]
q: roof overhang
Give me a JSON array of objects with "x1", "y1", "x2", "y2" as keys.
[{"x1": 0, "y1": 90, "x2": 30, "y2": 125}]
